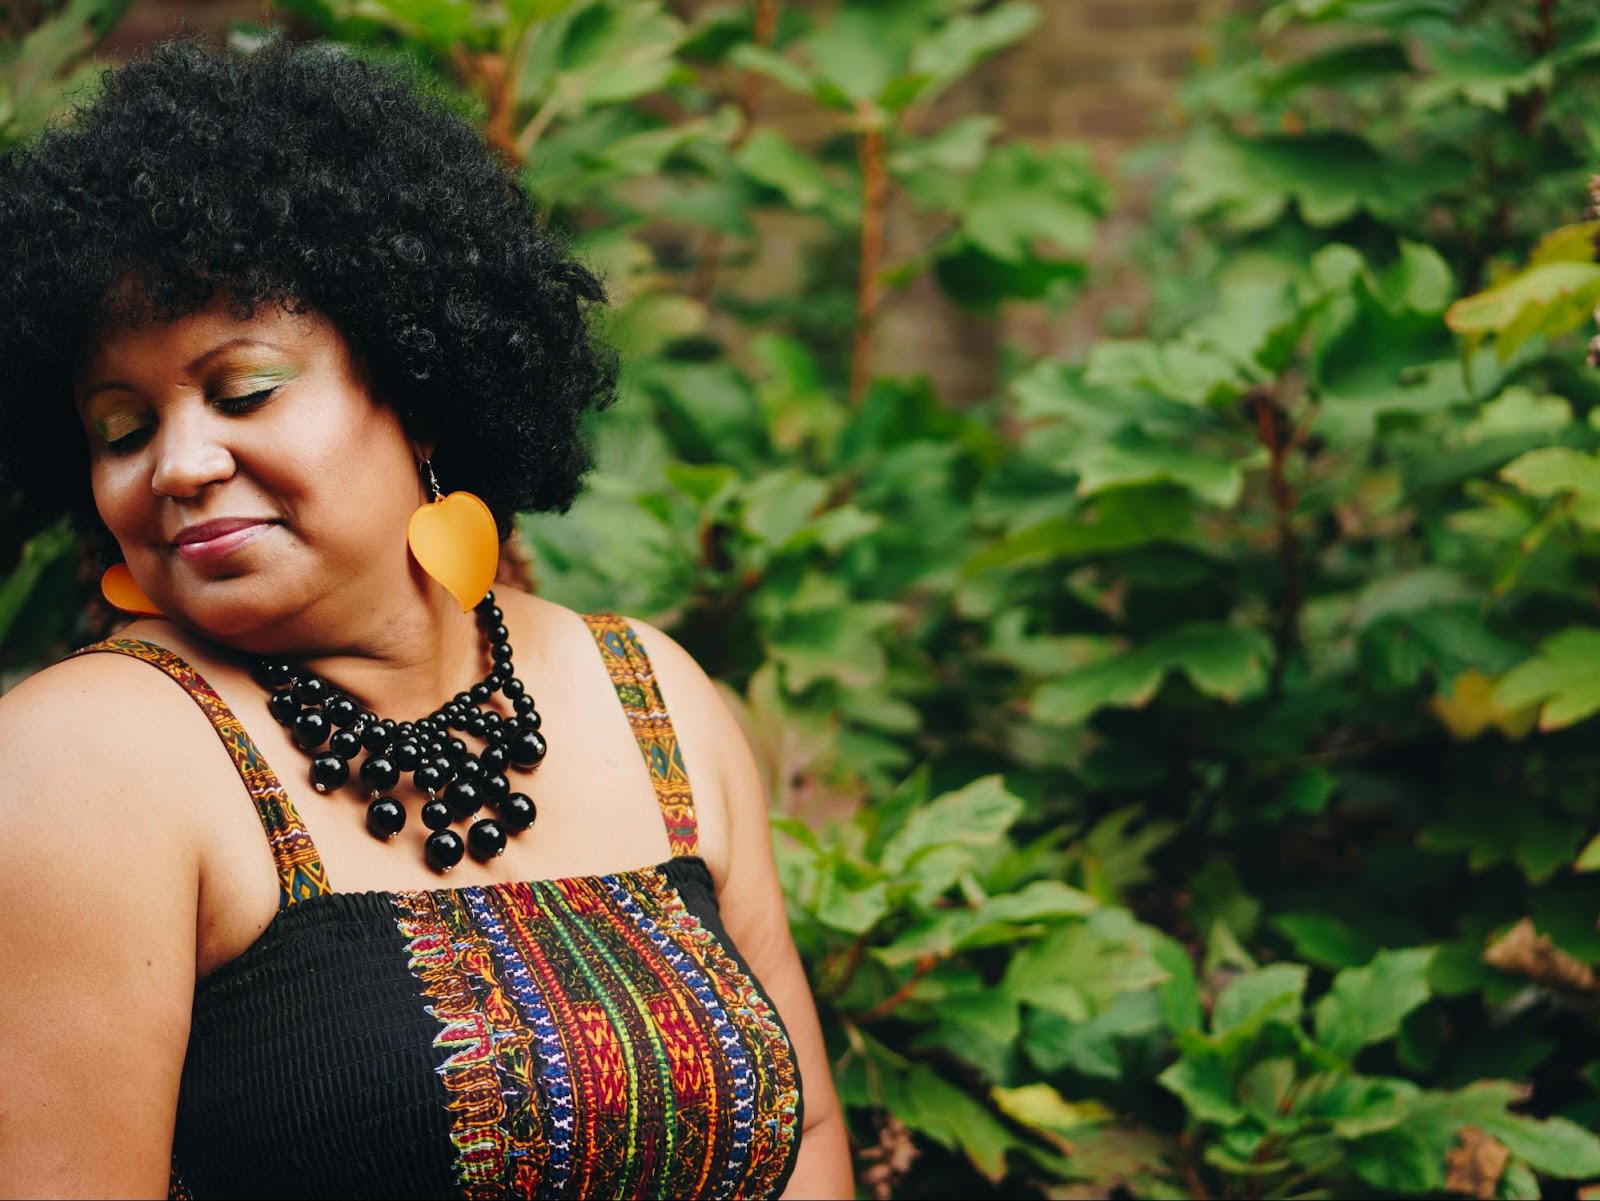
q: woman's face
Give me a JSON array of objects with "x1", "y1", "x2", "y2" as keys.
[{"x1": 75, "y1": 297, "x2": 426, "y2": 645}]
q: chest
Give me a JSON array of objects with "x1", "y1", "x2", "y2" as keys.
[{"x1": 174, "y1": 864, "x2": 802, "y2": 1200}]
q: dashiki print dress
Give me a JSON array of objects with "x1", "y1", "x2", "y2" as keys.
[{"x1": 74, "y1": 614, "x2": 802, "y2": 1200}]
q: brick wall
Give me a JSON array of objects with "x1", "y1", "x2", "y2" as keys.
[{"x1": 102, "y1": 0, "x2": 1238, "y2": 398}]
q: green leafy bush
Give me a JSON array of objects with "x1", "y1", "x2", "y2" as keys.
[{"x1": 6, "y1": 0, "x2": 1600, "y2": 1195}]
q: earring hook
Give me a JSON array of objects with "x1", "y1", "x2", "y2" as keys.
[{"x1": 421, "y1": 459, "x2": 443, "y2": 502}]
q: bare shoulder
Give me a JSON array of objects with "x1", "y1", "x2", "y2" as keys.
[{"x1": 621, "y1": 614, "x2": 761, "y2": 884}]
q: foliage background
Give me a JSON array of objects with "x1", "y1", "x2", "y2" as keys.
[{"x1": 5, "y1": 1, "x2": 1600, "y2": 1196}]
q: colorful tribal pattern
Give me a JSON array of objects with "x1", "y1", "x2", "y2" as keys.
[
  {"x1": 69, "y1": 639, "x2": 331, "y2": 908},
  {"x1": 581, "y1": 614, "x2": 699, "y2": 858},
  {"x1": 394, "y1": 870, "x2": 801, "y2": 1200}
]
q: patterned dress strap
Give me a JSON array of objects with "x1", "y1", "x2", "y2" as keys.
[
  {"x1": 67, "y1": 638, "x2": 332, "y2": 908},
  {"x1": 580, "y1": 614, "x2": 699, "y2": 858}
]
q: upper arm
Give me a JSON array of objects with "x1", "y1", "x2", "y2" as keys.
[
  {"x1": 627, "y1": 620, "x2": 853, "y2": 1194},
  {"x1": 0, "y1": 656, "x2": 202, "y2": 1198}
]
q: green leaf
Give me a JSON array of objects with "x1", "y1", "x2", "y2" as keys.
[
  {"x1": 1212, "y1": 963, "x2": 1308, "y2": 1035},
  {"x1": 734, "y1": 128, "x2": 857, "y2": 221},
  {"x1": 958, "y1": 142, "x2": 1107, "y2": 263},
  {"x1": 1494, "y1": 627, "x2": 1600, "y2": 731},
  {"x1": 904, "y1": 2, "x2": 1039, "y2": 102},
  {"x1": 1084, "y1": 339, "x2": 1250, "y2": 407},
  {"x1": 1313, "y1": 946, "x2": 1436, "y2": 1057},
  {"x1": 1500, "y1": 446, "x2": 1600, "y2": 527},
  {"x1": 1271, "y1": 912, "x2": 1379, "y2": 969},
  {"x1": 880, "y1": 775, "x2": 1023, "y2": 875},
  {"x1": 1576, "y1": 831, "x2": 1600, "y2": 873},
  {"x1": 1033, "y1": 623, "x2": 1272, "y2": 726},
  {"x1": 896, "y1": 1064, "x2": 1018, "y2": 1183},
  {"x1": 1446, "y1": 261, "x2": 1600, "y2": 361},
  {"x1": 1067, "y1": 426, "x2": 1245, "y2": 508},
  {"x1": 1159, "y1": 1049, "x2": 1245, "y2": 1126}
]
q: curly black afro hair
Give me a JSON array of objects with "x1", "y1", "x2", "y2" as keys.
[{"x1": 0, "y1": 37, "x2": 616, "y2": 547}]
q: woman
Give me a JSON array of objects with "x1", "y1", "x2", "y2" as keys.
[{"x1": 0, "y1": 37, "x2": 851, "y2": 1200}]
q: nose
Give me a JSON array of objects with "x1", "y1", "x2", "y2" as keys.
[{"x1": 149, "y1": 406, "x2": 236, "y2": 498}]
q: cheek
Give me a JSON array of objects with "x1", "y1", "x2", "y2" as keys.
[{"x1": 88, "y1": 457, "x2": 149, "y2": 537}]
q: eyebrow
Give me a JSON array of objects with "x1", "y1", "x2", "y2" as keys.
[{"x1": 79, "y1": 337, "x2": 284, "y2": 406}]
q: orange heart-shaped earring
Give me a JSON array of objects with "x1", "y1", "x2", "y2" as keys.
[
  {"x1": 100, "y1": 562, "x2": 164, "y2": 616},
  {"x1": 407, "y1": 460, "x2": 500, "y2": 612}
]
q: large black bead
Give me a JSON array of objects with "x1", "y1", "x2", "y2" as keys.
[
  {"x1": 432, "y1": 756, "x2": 456, "y2": 782},
  {"x1": 292, "y1": 710, "x2": 331, "y2": 749},
  {"x1": 329, "y1": 729, "x2": 362, "y2": 760},
  {"x1": 424, "y1": 829, "x2": 465, "y2": 872},
  {"x1": 326, "y1": 696, "x2": 360, "y2": 727},
  {"x1": 293, "y1": 676, "x2": 328, "y2": 705},
  {"x1": 455, "y1": 755, "x2": 484, "y2": 782},
  {"x1": 481, "y1": 744, "x2": 509, "y2": 774},
  {"x1": 310, "y1": 753, "x2": 348, "y2": 792},
  {"x1": 483, "y1": 772, "x2": 510, "y2": 804},
  {"x1": 502, "y1": 676, "x2": 526, "y2": 700},
  {"x1": 468, "y1": 819, "x2": 507, "y2": 862},
  {"x1": 268, "y1": 691, "x2": 300, "y2": 726},
  {"x1": 444, "y1": 778, "x2": 483, "y2": 820},
  {"x1": 507, "y1": 729, "x2": 547, "y2": 768},
  {"x1": 393, "y1": 741, "x2": 423, "y2": 771},
  {"x1": 366, "y1": 797, "x2": 406, "y2": 839},
  {"x1": 501, "y1": 792, "x2": 537, "y2": 831},
  {"x1": 360, "y1": 722, "x2": 392, "y2": 753},
  {"x1": 254, "y1": 661, "x2": 295, "y2": 689},
  {"x1": 413, "y1": 764, "x2": 444, "y2": 795},
  {"x1": 420, "y1": 799, "x2": 453, "y2": 831},
  {"x1": 445, "y1": 737, "x2": 467, "y2": 760},
  {"x1": 360, "y1": 755, "x2": 400, "y2": 793}
]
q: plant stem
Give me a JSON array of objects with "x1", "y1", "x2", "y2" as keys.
[
  {"x1": 847, "y1": 953, "x2": 936, "y2": 1022},
  {"x1": 1251, "y1": 386, "x2": 1301, "y2": 696},
  {"x1": 850, "y1": 116, "x2": 888, "y2": 406},
  {"x1": 693, "y1": 0, "x2": 781, "y2": 301}
]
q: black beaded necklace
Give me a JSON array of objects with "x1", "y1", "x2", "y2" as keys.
[{"x1": 252, "y1": 591, "x2": 546, "y2": 872}]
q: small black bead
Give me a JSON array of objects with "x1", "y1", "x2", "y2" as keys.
[
  {"x1": 393, "y1": 741, "x2": 423, "y2": 771},
  {"x1": 427, "y1": 739, "x2": 446, "y2": 756},
  {"x1": 366, "y1": 797, "x2": 406, "y2": 839},
  {"x1": 454, "y1": 691, "x2": 473, "y2": 708},
  {"x1": 483, "y1": 772, "x2": 510, "y2": 803},
  {"x1": 520, "y1": 709, "x2": 542, "y2": 732},
  {"x1": 293, "y1": 676, "x2": 328, "y2": 705},
  {"x1": 268, "y1": 691, "x2": 300, "y2": 726},
  {"x1": 446, "y1": 737, "x2": 467, "y2": 760},
  {"x1": 396, "y1": 721, "x2": 416, "y2": 739},
  {"x1": 481, "y1": 744, "x2": 509, "y2": 774},
  {"x1": 470, "y1": 682, "x2": 492, "y2": 703},
  {"x1": 420, "y1": 799, "x2": 453, "y2": 831},
  {"x1": 482, "y1": 711, "x2": 504, "y2": 730},
  {"x1": 326, "y1": 696, "x2": 360, "y2": 727},
  {"x1": 449, "y1": 712, "x2": 471, "y2": 731},
  {"x1": 292, "y1": 710, "x2": 331, "y2": 749},
  {"x1": 444, "y1": 778, "x2": 483, "y2": 819},
  {"x1": 507, "y1": 729, "x2": 547, "y2": 768},
  {"x1": 360, "y1": 722, "x2": 392, "y2": 753},
  {"x1": 487, "y1": 623, "x2": 509, "y2": 646},
  {"x1": 424, "y1": 829, "x2": 465, "y2": 872},
  {"x1": 254, "y1": 661, "x2": 295, "y2": 689},
  {"x1": 455, "y1": 755, "x2": 484, "y2": 782},
  {"x1": 466, "y1": 715, "x2": 489, "y2": 739},
  {"x1": 468, "y1": 819, "x2": 507, "y2": 862},
  {"x1": 493, "y1": 644, "x2": 515, "y2": 667},
  {"x1": 432, "y1": 755, "x2": 456, "y2": 781},
  {"x1": 501, "y1": 792, "x2": 537, "y2": 831},
  {"x1": 478, "y1": 601, "x2": 503, "y2": 622},
  {"x1": 360, "y1": 755, "x2": 400, "y2": 793},
  {"x1": 329, "y1": 729, "x2": 362, "y2": 760},
  {"x1": 502, "y1": 677, "x2": 525, "y2": 700},
  {"x1": 484, "y1": 672, "x2": 505, "y2": 691},
  {"x1": 413, "y1": 764, "x2": 444, "y2": 795},
  {"x1": 310, "y1": 753, "x2": 348, "y2": 792},
  {"x1": 513, "y1": 694, "x2": 535, "y2": 716}
]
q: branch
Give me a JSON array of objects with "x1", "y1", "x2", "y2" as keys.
[{"x1": 849, "y1": 115, "x2": 889, "y2": 406}]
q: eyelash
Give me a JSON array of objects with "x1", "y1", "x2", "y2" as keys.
[{"x1": 103, "y1": 387, "x2": 279, "y2": 456}]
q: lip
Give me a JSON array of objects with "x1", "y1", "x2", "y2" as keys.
[{"x1": 172, "y1": 518, "x2": 276, "y2": 563}]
